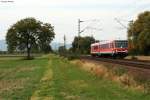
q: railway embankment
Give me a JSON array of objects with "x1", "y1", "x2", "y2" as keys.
[
  {"x1": 125, "y1": 56, "x2": 150, "y2": 61},
  {"x1": 78, "y1": 57, "x2": 150, "y2": 93}
]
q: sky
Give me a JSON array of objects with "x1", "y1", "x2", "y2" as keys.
[{"x1": 0, "y1": 0, "x2": 150, "y2": 44}]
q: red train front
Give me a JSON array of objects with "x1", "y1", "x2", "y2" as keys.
[{"x1": 91, "y1": 40, "x2": 128, "y2": 58}]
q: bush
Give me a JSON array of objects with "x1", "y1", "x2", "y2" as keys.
[
  {"x1": 66, "y1": 54, "x2": 80, "y2": 60},
  {"x1": 58, "y1": 51, "x2": 80, "y2": 60}
]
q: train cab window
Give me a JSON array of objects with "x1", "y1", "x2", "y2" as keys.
[{"x1": 115, "y1": 41, "x2": 128, "y2": 48}]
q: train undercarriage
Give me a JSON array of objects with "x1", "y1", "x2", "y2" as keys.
[{"x1": 91, "y1": 52, "x2": 128, "y2": 59}]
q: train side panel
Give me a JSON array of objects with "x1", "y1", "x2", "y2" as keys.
[{"x1": 91, "y1": 40, "x2": 128, "y2": 58}]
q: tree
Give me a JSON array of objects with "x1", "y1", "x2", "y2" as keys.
[
  {"x1": 127, "y1": 11, "x2": 150, "y2": 55},
  {"x1": 38, "y1": 23, "x2": 54, "y2": 53},
  {"x1": 6, "y1": 17, "x2": 55, "y2": 59},
  {"x1": 71, "y1": 36, "x2": 95, "y2": 54}
]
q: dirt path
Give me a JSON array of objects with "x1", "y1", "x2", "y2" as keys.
[{"x1": 31, "y1": 60, "x2": 53, "y2": 100}]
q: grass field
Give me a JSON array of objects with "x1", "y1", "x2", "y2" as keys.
[
  {"x1": 0, "y1": 56, "x2": 48, "y2": 99},
  {"x1": 0, "y1": 55, "x2": 150, "y2": 100}
]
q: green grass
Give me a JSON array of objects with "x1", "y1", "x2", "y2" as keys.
[
  {"x1": 35, "y1": 55, "x2": 150, "y2": 100},
  {"x1": 0, "y1": 56, "x2": 49, "y2": 99},
  {"x1": 0, "y1": 55, "x2": 150, "y2": 100}
]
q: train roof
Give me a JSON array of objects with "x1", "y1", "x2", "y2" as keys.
[
  {"x1": 91, "y1": 40, "x2": 113, "y2": 46},
  {"x1": 91, "y1": 42, "x2": 100, "y2": 46},
  {"x1": 91, "y1": 40, "x2": 127, "y2": 46}
]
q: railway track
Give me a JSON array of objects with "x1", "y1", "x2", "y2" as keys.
[{"x1": 81, "y1": 56, "x2": 150, "y2": 70}]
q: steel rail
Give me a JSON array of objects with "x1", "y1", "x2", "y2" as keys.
[{"x1": 81, "y1": 56, "x2": 150, "y2": 70}]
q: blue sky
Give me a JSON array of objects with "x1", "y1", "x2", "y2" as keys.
[{"x1": 0, "y1": 0, "x2": 150, "y2": 44}]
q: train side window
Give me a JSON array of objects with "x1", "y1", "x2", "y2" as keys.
[
  {"x1": 103, "y1": 44, "x2": 105, "y2": 48},
  {"x1": 109, "y1": 43, "x2": 111, "y2": 48},
  {"x1": 106, "y1": 44, "x2": 109, "y2": 48},
  {"x1": 103, "y1": 44, "x2": 105, "y2": 49},
  {"x1": 112, "y1": 43, "x2": 114, "y2": 48},
  {"x1": 101, "y1": 44, "x2": 103, "y2": 49},
  {"x1": 104, "y1": 44, "x2": 106, "y2": 49},
  {"x1": 110, "y1": 43, "x2": 113, "y2": 48}
]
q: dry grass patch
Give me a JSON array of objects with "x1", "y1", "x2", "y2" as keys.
[
  {"x1": 0, "y1": 66, "x2": 36, "y2": 80},
  {"x1": 69, "y1": 80, "x2": 88, "y2": 88},
  {"x1": 71, "y1": 60, "x2": 145, "y2": 92},
  {"x1": 60, "y1": 92, "x2": 80, "y2": 100},
  {"x1": 65, "y1": 95, "x2": 80, "y2": 100},
  {"x1": 41, "y1": 68, "x2": 53, "y2": 82},
  {"x1": 31, "y1": 95, "x2": 53, "y2": 100},
  {"x1": 71, "y1": 60, "x2": 108, "y2": 77},
  {"x1": 31, "y1": 61, "x2": 53, "y2": 100},
  {"x1": 0, "y1": 78, "x2": 29, "y2": 93},
  {"x1": 41, "y1": 61, "x2": 53, "y2": 81},
  {"x1": 0, "y1": 69, "x2": 13, "y2": 78},
  {"x1": 17, "y1": 67, "x2": 36, "y2": 73}
]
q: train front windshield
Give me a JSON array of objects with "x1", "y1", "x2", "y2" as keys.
[{"x1": 115, "y1": 41, "x2": 128, "y2": 48}]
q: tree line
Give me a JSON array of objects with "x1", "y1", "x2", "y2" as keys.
[
  {"x1": 58, "y1": 36, "x2": 96, "y2": 55},
  {"x1": 5, "y1": 11, "x2": 150, "y2": 60},
  {"x1": 128, "y1": 11, "x2": 150, "y2": 55}
]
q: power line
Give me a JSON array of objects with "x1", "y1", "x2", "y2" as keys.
[
  {"x1": 77, "y1": 19, "x2": 102, "y2": 51},
  {"x1": 79, "y1": 19, "x2": 102, "y2": 34},
  {"x1": 114, "y1": 18, "x2": 128, "y2": 29}
]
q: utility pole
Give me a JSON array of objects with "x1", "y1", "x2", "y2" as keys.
[
  {"x1": 64, "y1": 34, "x2": 66, "y2": 49},
  {"x1": 77, "y1": 19, "x2": 102, "y2": 52},
  {"x1": 78, "y1": 19, "x2": 84, "y2": 51},
  {"x1": 129, "y1": 20, "x2": 134, "y2": 49},
  {"x1": 78, "y1": 19, "x2": 84, "y2": 37},
  {"x1": 78, "y1": 19, "x2": 80, "y2": 38}
]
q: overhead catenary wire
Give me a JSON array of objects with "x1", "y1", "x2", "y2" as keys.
[{"x1": 80, "y1": 19, "x2": 103, "y2": 35}]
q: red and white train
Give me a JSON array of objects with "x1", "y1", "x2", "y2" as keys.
[{"x1": 91, "y1": 40, "x2": 128, "y2": 58}]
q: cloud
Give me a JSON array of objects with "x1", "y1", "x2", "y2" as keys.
[{"x1": 0, "y1": 0, "x2": 150, "y2": 43}]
